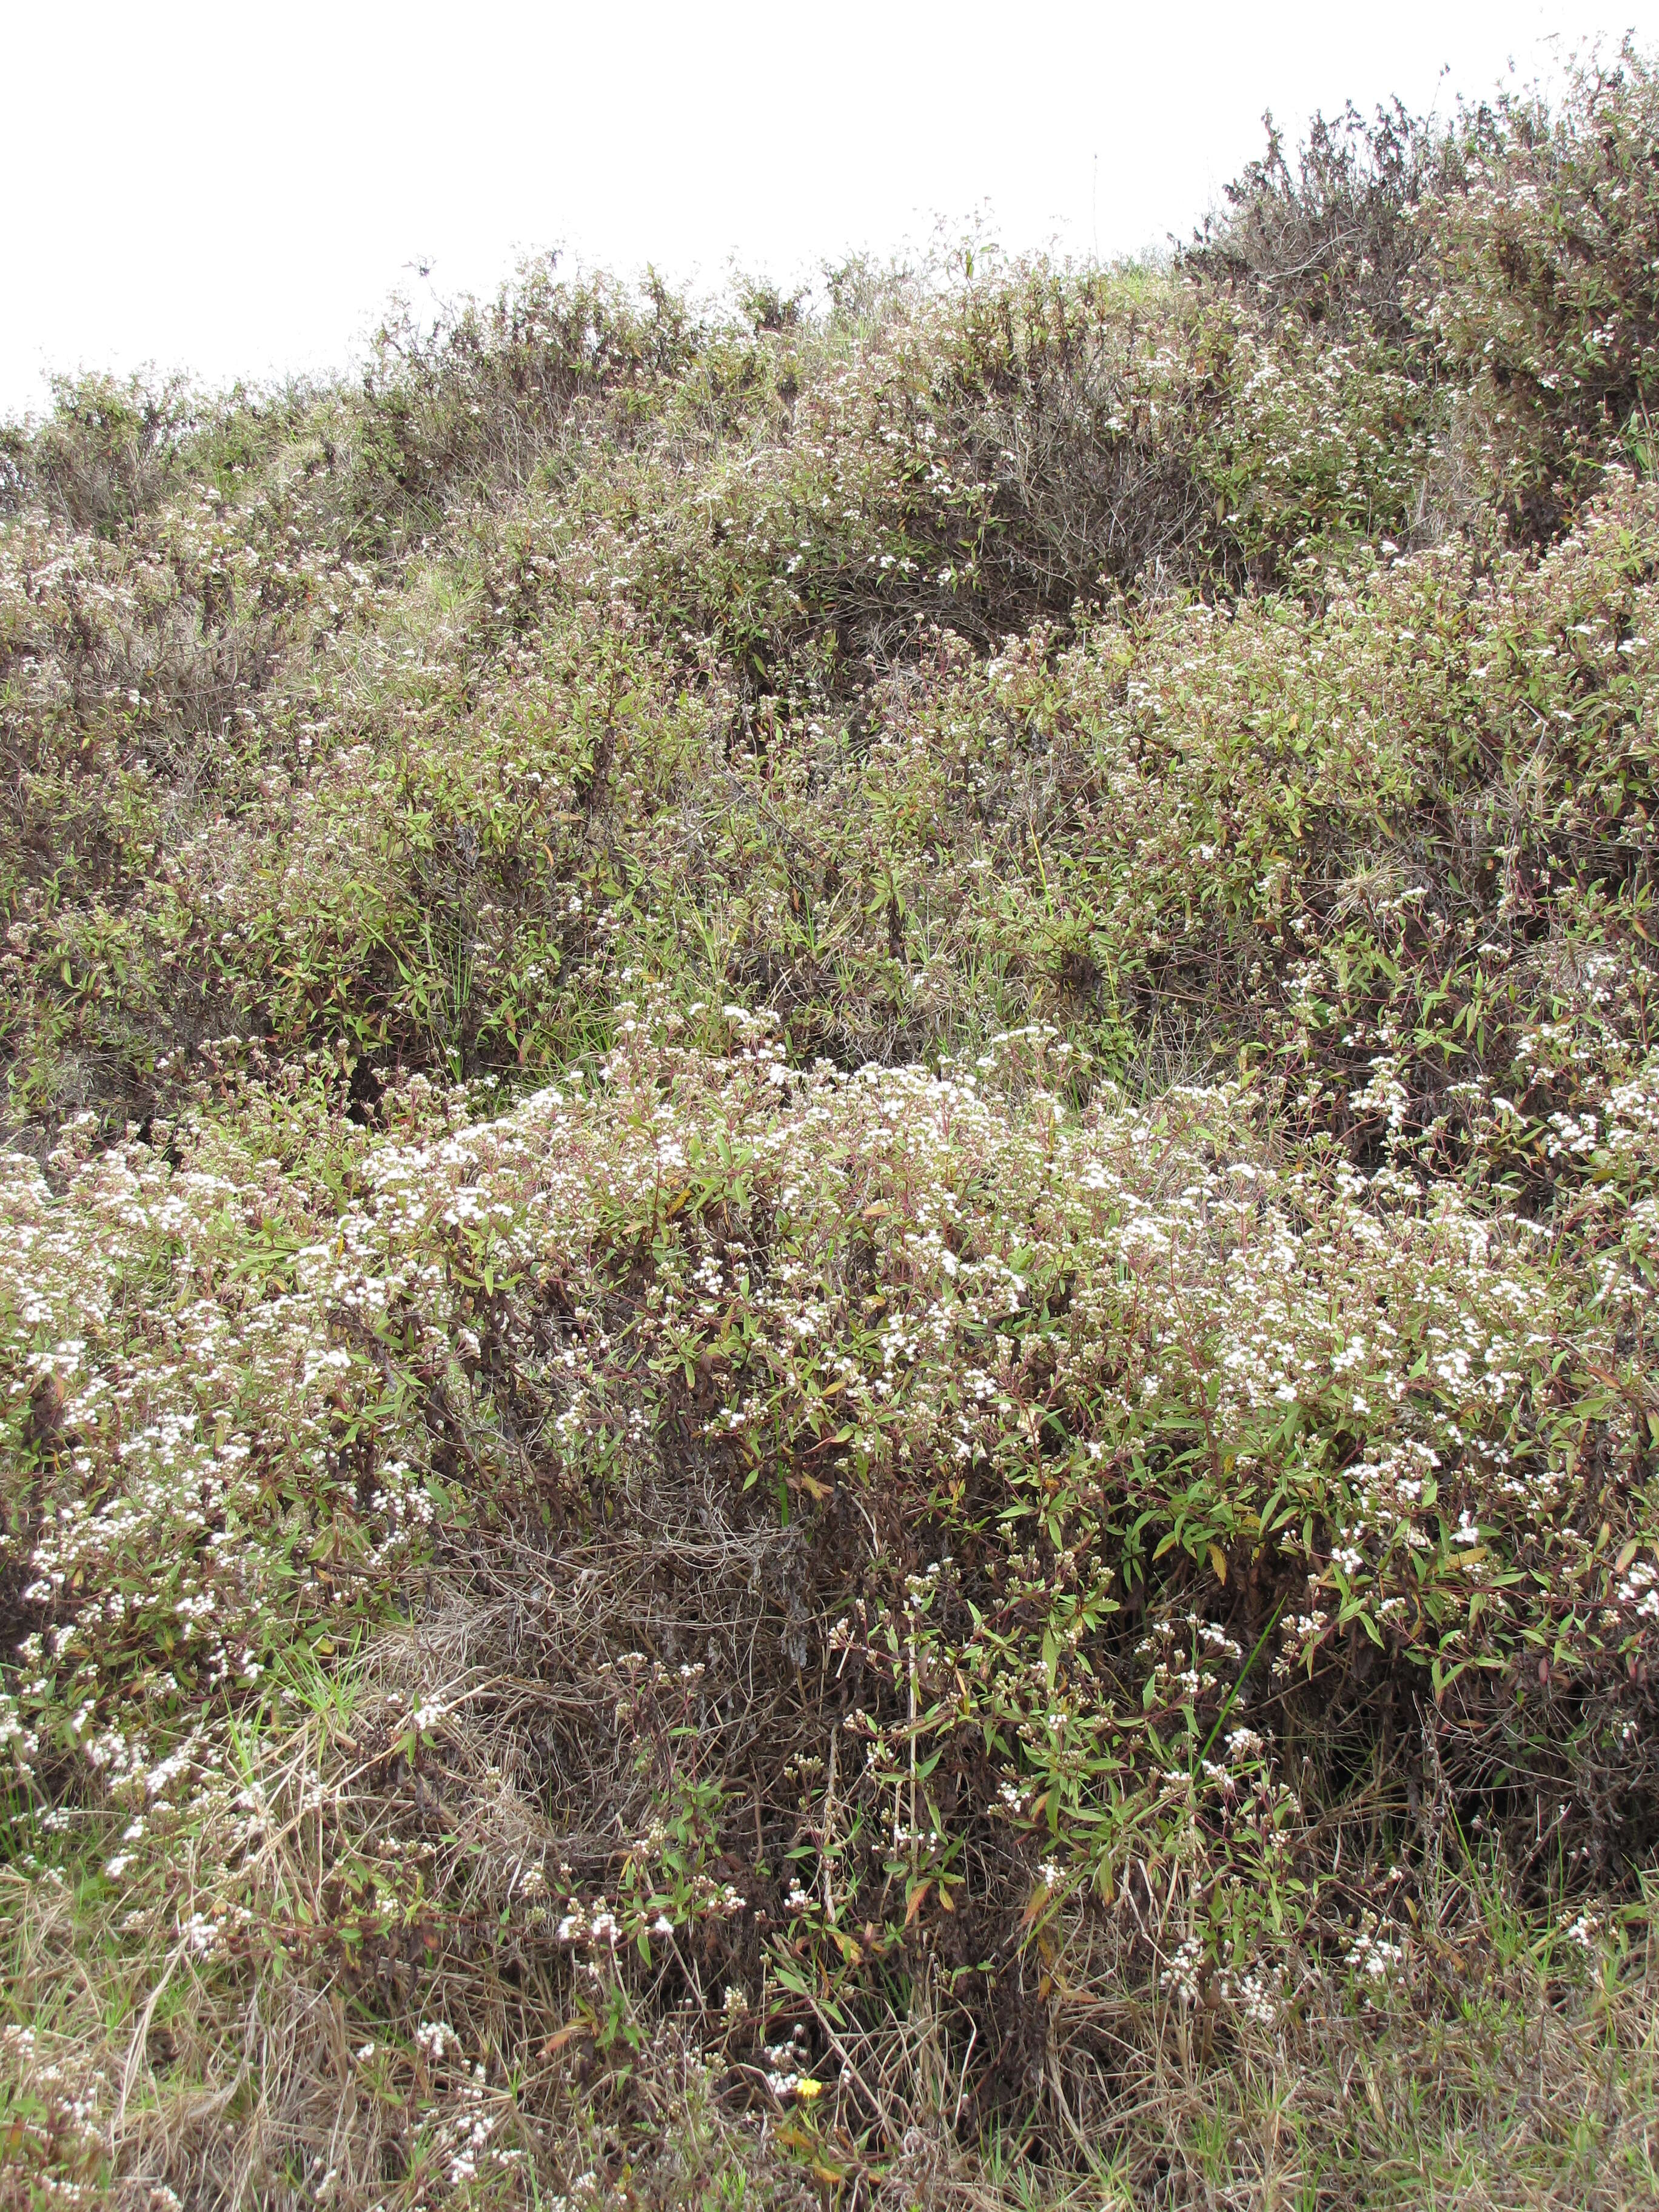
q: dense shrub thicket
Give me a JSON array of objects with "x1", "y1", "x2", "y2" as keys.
[{"x1": 6, "y1": 47, "x2": 1659, "y2": 2212}]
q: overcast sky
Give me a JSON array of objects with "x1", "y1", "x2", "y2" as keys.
[{"x1": 5, "y1": 2, "x2": 1657, "y2": 418}]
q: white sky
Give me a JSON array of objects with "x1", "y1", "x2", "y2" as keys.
[{"x1": 4, "y1": 2, "x2": 1657, "y2": 418}]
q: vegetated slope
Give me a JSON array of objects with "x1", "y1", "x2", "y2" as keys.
[{"x1": 4, "y1": 51, "x2": 1659, "y2": 2212}]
